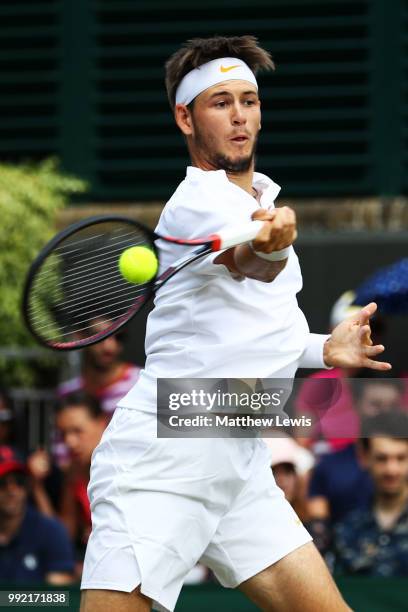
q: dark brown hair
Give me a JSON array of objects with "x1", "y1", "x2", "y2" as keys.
[
  {"x1": 360, "y1": 412, "x2": 408, "y2": 451},
  {"x1": 165, "y1": 35, "x2": 275, "y2": 109},
  {"x1": 57, "y1": 392, "x2": 103, "y2": 420}
]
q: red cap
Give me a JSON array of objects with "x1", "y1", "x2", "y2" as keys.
[{"x1": 0, "y1": 446, "x2": 26, "y2": 478}]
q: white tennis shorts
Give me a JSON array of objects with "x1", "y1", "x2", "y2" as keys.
[{"x1": 81, "y1": 407, "x2": 311, "y2": 612}]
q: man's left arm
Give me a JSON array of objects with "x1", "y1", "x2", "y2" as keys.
[
  {"x1": 299, "y1": 333, "x2": 332, "y2": 369},
  {"x1": 301, "y1": 303, "x2": 391, "y2": 371}
]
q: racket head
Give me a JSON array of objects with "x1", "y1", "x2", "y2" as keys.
[{"x1": 22, "y1": 215, "x2": 158, "y2": 350}]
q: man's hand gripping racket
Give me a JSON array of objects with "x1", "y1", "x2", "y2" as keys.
[{"x1": 22, "y1": 215, "x2": 265, "y2": 350}]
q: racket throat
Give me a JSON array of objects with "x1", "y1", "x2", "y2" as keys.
[{"x1": 155, "y1": 245, "x2": 210, "y2": 291}]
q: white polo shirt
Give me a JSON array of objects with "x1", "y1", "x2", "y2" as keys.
[{"x1": 118, "y1": 167, "x2": 328, "y2": 413}]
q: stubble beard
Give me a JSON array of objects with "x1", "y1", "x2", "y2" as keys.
[
  {"x1": 379, "y1": 483, "x2": 405, "y2": 499},
  {"x1": 193, "y1": 122, "x2": 258, "y2": 174},
  {"x1": 213, "y1": 150, "x2": 256, "y2": 173}
]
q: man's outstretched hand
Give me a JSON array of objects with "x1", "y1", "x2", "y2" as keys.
[{"x1": 323, "y1": 302, "x2": 392, "y2": 370}]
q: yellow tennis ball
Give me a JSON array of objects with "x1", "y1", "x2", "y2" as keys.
[{"x1": 118, "y1": 246, "x2": 158, "y2": 284}]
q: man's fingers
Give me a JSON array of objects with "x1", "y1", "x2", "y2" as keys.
[
  {"x1": 251, "y1": 206, "x2": 297, "y2": 252},
  {"x1": 364, "y1": 344, "x2": 385, "y2": 357},
  {"x1": 359, "y1": 324, "x2": 373, "y2": 345},
  {"x1": 359, "y1": 324, "x2": 371, "y2": 337},
  {"x1": 358, "y1": 302, "x2": 378, "y2": 325},
  {"x1": 348, "y1": 302, "x2": 377, "y2": 325},
  {"x1": 252, "y1": 228, "x2": 295, "y2": 252},
  {"x1": 251, "y1": 209, "x2": 276, "y2": 221},
  {"x1": 363, "y1": 358, "x2": 392, "y2": 371}
]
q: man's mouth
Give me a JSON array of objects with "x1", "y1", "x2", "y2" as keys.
[
  {"x1": 381, "y1": 477, "x2": 400, "y2": 489},
  {"x1": 230, "y1": 135, "x2": 249, "y2": 143}
]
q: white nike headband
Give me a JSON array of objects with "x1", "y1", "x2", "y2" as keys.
[{"x1": 175, "y1": 57, "x2": 258, "y2": 106}]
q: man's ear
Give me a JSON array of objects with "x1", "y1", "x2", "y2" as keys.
[{"x1": 174, "y1": 104, "x2": 193, "y2": 136}]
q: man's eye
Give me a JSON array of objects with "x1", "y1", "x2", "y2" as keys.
[
  {"x1": 215, "y1": 100, "x2": 227, "y2": 108},
  {"x1": 245, "y1": 99, "x2": 256, "y2": 106}
]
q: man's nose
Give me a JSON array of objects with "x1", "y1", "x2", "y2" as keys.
[
  {"x1": 66, "y1": 434, "x2": 78, "y2": 450},
  {"x1": 231, "y1": 103, "x2": 246, "y2": 125},
  {"x1": 102, "y1": 335, "x2": 119, "y2": 350}
]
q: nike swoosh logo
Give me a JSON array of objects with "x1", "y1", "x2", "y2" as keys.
[{"x1": 220, "y1": 65, "x2": 241, "y2": 73}]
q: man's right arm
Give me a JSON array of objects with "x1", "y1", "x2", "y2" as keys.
[
  {"x1": 215, "y1": 246, "x2": 286, "y2": 282},
  {"x1": 214, "y1": 206, "x2": 297, "y2": 283}
]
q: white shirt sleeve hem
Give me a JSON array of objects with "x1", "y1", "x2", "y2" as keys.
[{"x1": 299, "y1": 333, "x2": 333, "y2": 369}]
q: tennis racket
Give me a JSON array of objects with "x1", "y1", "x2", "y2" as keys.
[{"x1": 23, "y1": 215, "x2": 264, "y2": 350}]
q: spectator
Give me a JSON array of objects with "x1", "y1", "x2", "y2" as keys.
[
  {"x1": 334, "y1": 413, "x2": 408, "y2": 576},
  {"x1": 0, "y1": 389, "x2": 63, "y2": 518},
  {"x1": 265, "y1": 436, "x2": 314, "y2": 522},
  {"x1": 27, "y1": 447, "x2": 63, "y2": 518},
  {"x1": 54, "y1": 330, "x2": 140, "y2": 470},
  {"x1": 55, "y1": 393, "x2": 107, "y2": 571},
  {"x1": 58, "y1": 329, "x2": 141, "y2": 417},
  {"x1": 294, "y1": 370, "x2": 358, "y2": 455},
  {"x1": 308, "y1": 375, "x2": 404, "y2": 522},
  {"x1": 307, "y1": 375, "x2": 405, "y2": 555},
  {"x1": 352, "y1": 372, "x2": 404, "y2": 419},
  {"x1": 0, "y1": 446, "x2": 74, "y2": 584}
]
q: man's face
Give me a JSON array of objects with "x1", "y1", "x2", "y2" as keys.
[
  {"x1": 86, "y1": 332, "x2": 123, "y2": 371},
  {"x1": 183, "y1": 80, "x2": 261, "y2": 173},
  {"x1": 364, "y1": 438, "x2": 408, "y2": 497},
  {"x1": 357, "y1": 383, "x2": 402, "y2": 418},
  {"x1": 56, "y1": 405, "x2": 106, "y2": 466},
  {"x1": 0, "y1": 472, "x2": 27, "y2": 518}
]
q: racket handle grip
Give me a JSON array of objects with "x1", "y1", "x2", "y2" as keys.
[{"x1": 215, "y1": 220, "x2": 265, "y2": 250}]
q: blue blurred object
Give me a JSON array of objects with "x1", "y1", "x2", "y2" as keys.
[{"x1": 353, "y1": 258, "x2": 408, "y2": 314}]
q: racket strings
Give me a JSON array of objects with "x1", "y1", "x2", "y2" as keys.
[
  {"x1": 31, "y1": 258, "x2": 146, "y2": 306},
  {"x1": 54, "y1": 230, "x2": 142, "y2": 267},
  {"x1": 26, "y1": 221, "x2": 154, "y2": 345},
  {"x1": 37, "y1": 306, "x2": 142, "y2": 343},
  {"x1": 30, "y1": 275, "x2": 146, "y2": 319},
  {"x1": 32, "y1": 299, "x2": 144, "y2": 336},
  {"x1": 51, "y1": 228, "x2": 137, "y2": 255},
  {"x1": 33, "y1": 235, "x2": 148, "y2": 289},
  {"x1": 30, "y1": 267, "x2": 146, "y2": 317},
  {"x1": 29, "y1": 283, "x2": 146, "y2": 327}
]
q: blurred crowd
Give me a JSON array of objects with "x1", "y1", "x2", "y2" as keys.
[
  {"x1": 0, "y1": 331, "x2": 141, "y2": 585},
  {"x1": 267, "y1": 377, "x2": 408, "y2": 577},
  {"x1": 0, "y1": 314, "x2": 407, "y2": 587}
]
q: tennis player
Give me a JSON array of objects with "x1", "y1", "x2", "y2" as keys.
[{"x1": 80, "y1": 36, "x2": 391, "y2": 612}]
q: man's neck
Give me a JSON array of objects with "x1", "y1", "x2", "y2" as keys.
[
  {"x1": 225, "y1": 169, "x2": 255, "y2": 196},
  {"x1": 190, "y1": 156, "x2": 255, "y2": 196}
]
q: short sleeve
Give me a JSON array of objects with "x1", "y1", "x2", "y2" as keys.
[
  {"x1": 157, "y1": 182, "x2": 257, "y2": 277},
  {"x1": 299, "y1": 334, "x2": 332, "y2": 369}
]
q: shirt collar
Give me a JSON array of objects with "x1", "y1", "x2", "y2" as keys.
[{"x1": 186, "y1": 166, "x2": 281, "y2": 201}]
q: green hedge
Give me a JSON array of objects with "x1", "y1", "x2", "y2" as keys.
[{"x1": 0, "y1": 158, "x2": 87, "y2": 385}]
